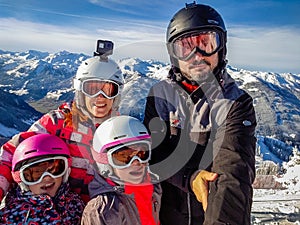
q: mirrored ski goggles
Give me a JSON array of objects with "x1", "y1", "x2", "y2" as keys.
[
  {"x1": 107, "y1": 142, "x2": 151, "y2": 169},
  {"x1": 19, "y1": 156, "x2": 68, "y2": 186},
  {"x1": 168, "y1": 31, "x2": 222, "y2": 61},
  {"x1": 81, "y1": 79, "x2": 120, "y2": 99}
]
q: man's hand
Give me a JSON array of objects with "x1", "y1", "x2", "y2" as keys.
[{"x1": 191, "y1": 170, "x2": 218, "y2": 211}]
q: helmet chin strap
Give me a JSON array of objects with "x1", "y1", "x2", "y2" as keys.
[
  {"x1": 213, "y1": 58, "x2": 227, "y2": 85},
  {"x1": 19, "y1": 182, "x2": 30, "y2": 192}
]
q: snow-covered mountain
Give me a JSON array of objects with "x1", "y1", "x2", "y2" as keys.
[
  {"x1": 1, "y1": 49, "x2": 299, "y2": 161},
  {"x1": 0, "y1": 89, "x2": 42, "y2": 141},
  {"x1": 0, "y1": 49, "x2": 299, "y2": 224},
  {"x1": 0, "y1": 49, "x2": 88, "y2": 110},
  {"x1": 1, "y1": 49, "x2": 298, "y2": 145}
]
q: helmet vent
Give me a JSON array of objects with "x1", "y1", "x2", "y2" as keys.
[
  {"x1": 25, "y1": 149, "x2": 37, "y2": 155},
  {"x1": 208, "y1": 19, "x2": 219, "y2": 25},
  {"x1": 139, "y1": 131, "x2": 147, "y2": 134},
  {"x1": 114, "y1": 135, "x2": 127, "y2": 140},
  {"x1": 52, "y1": 147, "x2": 63, "y2": 150}
]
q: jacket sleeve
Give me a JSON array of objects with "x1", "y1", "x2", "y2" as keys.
[
  {"x1": 81, "y1": 194, "x2": 126, "y2": 225},
  {"x1": 144, "y1": 93, "x2": 177, "y2": 163},
  {"x1": 0, "y1": 138, "x2": 16, "y2": 200},
  {"x1": 0, "y1": 131, "x2": 38, "y2": 200},
  {"x1": 204, "y1": 93, "x2": 256, "y2": 225}
]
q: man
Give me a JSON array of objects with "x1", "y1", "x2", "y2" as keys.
[{"x1": 144, "y1": 2, "x2": 256, "y2": 225}]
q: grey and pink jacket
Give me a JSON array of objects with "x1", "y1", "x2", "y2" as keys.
[{"x1": 81, "y1": 171, "x2": 161, "y2": 225}]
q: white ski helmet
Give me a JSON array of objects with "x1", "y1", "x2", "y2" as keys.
[
  {"x1": 92, "y1": 115, "x2": 151, "y2": 175},
  {"x1": 73, "y1": 56, "x2": 124, "y2": 121}
]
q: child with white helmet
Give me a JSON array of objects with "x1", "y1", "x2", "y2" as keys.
[
  {"x1": 81, "y1": 115, "x2": 161, "y2": 225},
  {"x1": 0, "y1": 132, "x2": 84, "y2": 224}
]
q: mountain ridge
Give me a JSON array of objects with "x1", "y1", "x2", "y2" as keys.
[
  {"x1": 0, "y1": 49, "x2": 299, "y2": 148},
  {"x1": 1, "y1": 49, "x2": 299, "y2": 224}
]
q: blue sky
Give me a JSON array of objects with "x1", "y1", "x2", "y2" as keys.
[{"x1": 0, "y1": 0, "x2": 299, "y2": 73}]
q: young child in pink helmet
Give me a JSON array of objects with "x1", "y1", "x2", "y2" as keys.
[{"x1": 0, "y1": 132, "x2": 84, "y2": 225}]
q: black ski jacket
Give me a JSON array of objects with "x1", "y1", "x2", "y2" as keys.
[{"x1": 143, "y1": 69, "x2": 256, "y2": 225}]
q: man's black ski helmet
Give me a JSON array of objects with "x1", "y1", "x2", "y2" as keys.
[{"x1": 166, "y1": 2, "x2": 227, "y2": 77}]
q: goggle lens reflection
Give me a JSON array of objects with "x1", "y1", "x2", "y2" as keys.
[
  {"x1": 20, "y1": 157, "x2": 68, "y2": 185},
  {"x1": 82, "y1": 79, "x2": 119, "y2": 99},
  {"x1": 108, "y1": 143, "x2": 151, "y2": 169},
  {"x1": 170, "y1": 31, "x2": 221, "y2": 60}
]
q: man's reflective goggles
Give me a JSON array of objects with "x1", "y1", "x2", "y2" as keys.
[
  {"x1": 168, "y1": 31, "x2": 223, "y2": 61},
  {"x1": 19, "y1": 156, "x2": 68, "y2": 186},
  {"x1": 107, "y1": 142, "x2": 151, "y2": 169},
  {"x1": 81, "y1": 79, "x2": 120, "y2": 99}
]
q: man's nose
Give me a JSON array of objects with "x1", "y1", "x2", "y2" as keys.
[{"x1": 193, "y1": 50, "x2": 205, "y2": 60}]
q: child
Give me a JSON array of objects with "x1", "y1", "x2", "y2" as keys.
[
  {"x1": 81, "y1": 115, "x2": 161, "y2": 225},
  {"x1": 0, "y1": 132, "x2": 85, "y2": 224}
]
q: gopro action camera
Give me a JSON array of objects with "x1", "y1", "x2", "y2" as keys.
[{"x1": 94, "y1": 40, "x2": 114, "y2": 57}]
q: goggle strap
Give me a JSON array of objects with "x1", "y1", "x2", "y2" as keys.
[
  {"x1": 12, "y1": 171, "x2": 22, "y2": 183},
  {"x1": 99, "y1": 135, "x2": 151, "y2": 153},
  {"x1": 73, "y1": 78, "x2": 81, "y2": 90},
  {"x1": 92, "y1": 150, "x2": 109, "y2": 164}
]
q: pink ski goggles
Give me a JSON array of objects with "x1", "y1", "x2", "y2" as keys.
[{"x1": 168, "y1": 30, "x2": 223, "y2": 61}]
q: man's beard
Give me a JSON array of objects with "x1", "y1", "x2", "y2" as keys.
[
  {"x1": 189, "y1": 71, "x2": 214, "y2": 84},
  {"x1": 185, "y1": 60, "x2": 215, "y2": 84}
]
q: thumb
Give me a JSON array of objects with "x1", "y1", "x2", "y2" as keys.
[{"x1": 201, "y1": 170, "x2": 218, "y2": 182}]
